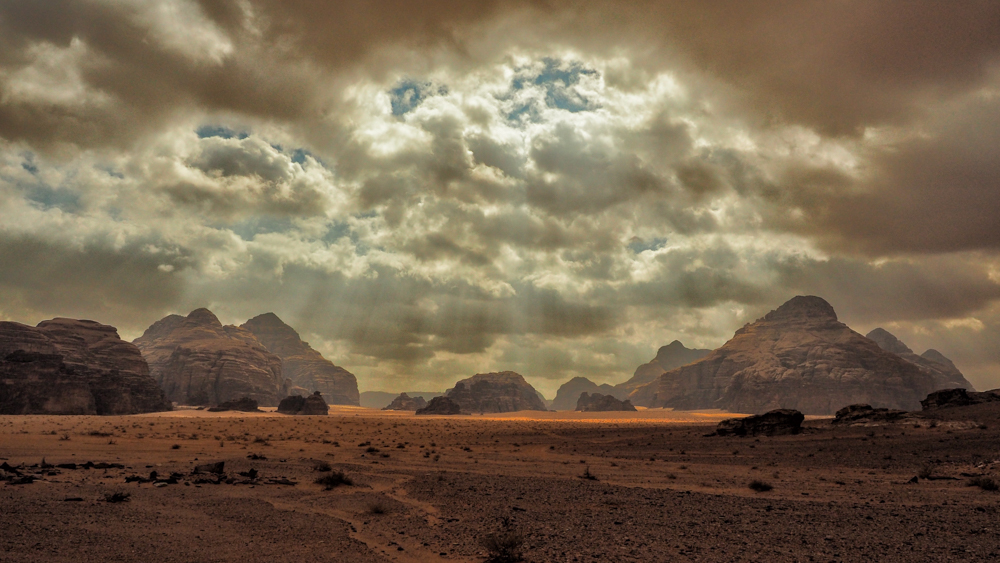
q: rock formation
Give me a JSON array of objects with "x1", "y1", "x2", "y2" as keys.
[
  {"x1": 133, "y1": 309, "x2": 289, "y2": 407},
  {"x1": 575, "y1": 392, "x2": 637, "y2": 412},
  {"x1": 832, "y1": 404, "x2": 916, "y2": 425},
  {"x1": 360, "y1": 391, "x2": 443, "y2": 409},
  {"x1": 616, "y1": 341, "x2": 711, "y2": 395},
  {"x1": 415, "y1": 396, "x2": 463, "y2": 415},
  {"x1": 865, "y1": 328, "x2": 973, "y2": 391},
  {"x1": 920, "y1": 388, "x2": 1000, "y2": 410},
  {"x1": 714, "y1": 409, "x2": 804, "y2": 436},
  {"x1": 241, "y1": 313, "x2": 359, "y2": 405},
  {"x1": 277, "y1": 391, "x2": 330, "y2": 415},
  {"x1": 631, "y1": 296, "x2": 948, "y2": 414},
  {"x1": 207, "y1": 397, "x2": 261, "y2": 412},
  {"x1": 382, "y1": 393, "x2": 427, "y2": 411},
  {"x1": 0, "y1": 318, "x2": 170, "y2": 415},
  {"x1": 445, "y1": 371, "x2": 547, "y2": 413},
  {"x1": 551, "y1": 377, "x2": 622, "y2": 410}
]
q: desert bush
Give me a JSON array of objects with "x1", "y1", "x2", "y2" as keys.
[
  {"x1": 967, "y1": 476, "x2": 999, "y2": 491},
  {"x1": 104, "y1": 491, "x2": 131, "y2": 503},
  {"x1": 367, "y1": 501, "x2": 388, "y2": 514},
  {"x1": 480, "y1": 517, "x2": 524, "y2": 563},
  {"x1": 315, "y1": 471, "x2": 353, "y2": 490},
  {"x1": 748, "y1": 480, "x2": 773, "y2": 492},
  {"x1": 312, "y1": 460, "x2": 332, "y2": 472},
  {"x1": 580, "y1": 466, "x2": 598, "y2": 481},
  {"x1": 918, "y1": 463, "x2": 936, "y2": 480}
]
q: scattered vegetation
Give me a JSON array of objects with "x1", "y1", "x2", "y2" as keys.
[
  {"x1": 748, "y1": 480, "x2": 773, "y2": 492},
  {"x1": 367, "y1": 501, "x2": 388, "y2": 514},
  {"x1": 312, "y1": 460, "x2": 332, "y2": 472},
  {"x1": 480, "y1": 517, "x2": 524, "y2": 563},
  {"x1": 170, "y1": 444, "x2": 180, "y2": 450},
  {"x1": 967, "y1": 476, "x2": 999, "y2": 492},
  {"x1": 918, "y1": 463, "x2": 936, "y2": 480},
  {"x1": 580, "y1": 466, "x2": 598, "y2": 481},
  {"x1": 315, "y1": 470, "x2": 353, "y2": 490}
]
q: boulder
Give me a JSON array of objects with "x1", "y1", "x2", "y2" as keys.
[
  {"x1": 551, "y1": 377, "x2": 624, "y2": 411},
  {"x1": 833, "y1": 404, "x2": 916, "y2": 425},
  {"x1": 575, "y1": 392, "x2": 637, "y2": 412},
  {"x1": 617, "y1": 341, "x2": 712, "y2": 395},
  {"x1": 714, "y1": 409, "x2": 804, "y2": 436},
  {"x1": 277, "y1": 391, "x2": 329, "y2": 415},
  {"x1": 445, "y1": 371, "x2": 547, "y2": 413},
  {"x1": 241, "y1": 313, "x2": 359, "y2": 405},
  {"x1": 630, "y1": 296, "x2": 946, "y2": 414},
  {"x1": 921, "y1": 388, "x2": 1000, "y2": 410},
  {"x1": 415, "y1": 396, "x2": 463, "y2": 415},
  {"x1": 0, "y1": 319, "x2": 170, "y2": 415},
  {"x1": 866, "y1": 328, "x2": 973, "y2": 391},
  {"x1": 134, "y1": 309, "x2": 289, "y2": 407},
  {"x1": 208, "y1": 397, "x2": 261, "y2": 412},
  {"x1": 382, "y1": 393, "x2": 427, "y2": 411}
]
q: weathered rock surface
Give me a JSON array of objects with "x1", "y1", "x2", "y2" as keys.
[
  {"x1": 552, "y1": 377, "x2": 622, "y2": 410},
  {"x1": 207, "y1": 397, "x2": 261, "y2": 413},
  {"x1": 0, "y1": 318, "x2": 170, "y2": 415},
  {"x1": 415, "y1": 396, "x2": 463, "y2": 415},
  {"x1": 277, "y1": 391, "x2": 329, "y2": 415},
  {"x1": 714, "y1": 409, "x2": 804, "y2": 436},
  {"x1": 445, "y1": 371, "x2": 547, "y2": 413},
  {"x1": 382, "y1": 393, "x2": 427, "y2": 411},
  {"x1": 360, "y1": 391, "x2": 443, "y2": 409},
  {"x1": 575, "y1": 392, "x2": 637, "y2": 412},
  {"x1": 134, "y1": 309, "x2": 289, "y2": 407},
  {"x1": 832, "y1": 404, "x2": 917, "y2": 425},
  {"x1": 241, "y1": 313, "x2": 359, "y2": 406},
  {"x1": 631, "y1": 296, "x2": 947, "y2": 414},
  {"x1": 920, "y1": 388, "x2": 1000, "y2": 410},
  {"x1": 617, "y1": 341, "x2": 712, "y2": 395},
  {"x1": 866, "y1": 328, "x2": 973, "y2": 391}
]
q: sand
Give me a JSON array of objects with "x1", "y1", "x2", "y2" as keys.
[{"x1": 1, "y1": 407, "x2": 999, "y2": 562}]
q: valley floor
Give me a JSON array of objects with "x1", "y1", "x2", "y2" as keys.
[{"x1": 1, "y1": 407, "x2": 998, "y2": 562}]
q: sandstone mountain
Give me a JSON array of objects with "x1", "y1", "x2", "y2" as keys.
[
  {"x1": 446, "y1": 371, "x2": 547, "y2": 413},
  {"x1": 865, "y1": 328, "x2": 973, "y2": 391},
  {"x1": 134, "y1": 309, "x2": 289, "y2": 407},
  {"x1": 0, "y1": 318, "x2": 170, "y2": 415},
  {"x1": 630, "y1": 296, "x2": 948, "y2": 414},
  {"x1": 415, "y1": 395, "x2": 463, "y2": 415},
  {"x1": 616, "y1": 340, "x2": 711, "y2": 394},
  {"x1": 551, "y1": 377, "x2": 622, "y2": 410},
  {"x1": 382, "y1": 393, "x2": 427, "y2": 411},
  {"x1": 241, "y1": 313, "x2": 359, "y2": 405},
  {"x1": 575, "y1": 392, "x2": 637, "y2": 412}
]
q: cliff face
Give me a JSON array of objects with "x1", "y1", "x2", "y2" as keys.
[
  {"x1": 631, "y1": 296, "x2": 944, "y2": 414},
  {"x1": 865, "y1": 328, "x2": 973, "y2": 391},
  {"x1": 241, "y1": 313, "x2": 359, "y2": 405},
  {"x1": 0, "y1": 318, "x2": 170, "y2": 415},
  {"x1": 134, "y1": 309, "x2": 288, "y2": 407},
  {"x1": 551, "y1": 377, "x2": 622, "y2": 411},
  {"x1": 617, "y1": 341, "x2": 711, "y2": 394},
  {"x1": 446, "y1": 371, "x2": 547, "y2": 413}
]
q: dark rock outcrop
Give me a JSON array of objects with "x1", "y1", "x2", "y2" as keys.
[
  {"x1": 866, "y1": 328, "x2": 973, "y2": 391},
  {"x1": 552, "y1": 377, "x2": 623, "y2": 411},
  {"x1": 277, "y1": 391, "x2": 329, "y2": 415},
  {"x1": 617, "y1": 341, "x2": 712, "y2": 395},
  {"x1": 575, "y1": 392, "x2": 637, "y2": 412},
  {"x1": 921, "y1": 388, "x2": 1000, "y2": 410},
  {"x1": 134, "y1": 309, "x2": 289, "y2": 407},
  {"x1": 0, "y1": 318, "x2": 170, "y2": 415},
  {"x1": 445, "y1": 371, "x2": 547, "y2": 413},
  {"x1": 382, "y1": 393, "x2": 427, "y2": 411},
  {"x1": 714, "y1": 409, "x2": 804, "y2": 436},
  {"x1": 631, "y1": 296, "x2": 947, "y2": 414},
  {"x1": 207, "y1": 397, "x2": 261, "y2": 412},
  {"x1": 241, "y1": 313, "x2": 359, "y2": 405},
  {"x1": 360, "y1": 390, "x2": 443, "y2": 409},
  {"x1": 832, "y1": 404, "x2": 916, "y2": 425},
  {"x1": 415, "y1": 396, "x2": 463, "y2": 415}
]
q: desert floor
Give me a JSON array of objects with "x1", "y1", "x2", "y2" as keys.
[{"x1": 1, "y1": 406, "x2": 999, "y2": 562}]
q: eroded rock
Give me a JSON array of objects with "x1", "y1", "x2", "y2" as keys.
[
  {"x1": 575, "y1": 392, "x2": 637, "y2": 412},
  {"x1": 415, "y1": 396, "x2": 463, "y2": 415},
  {"x1": 277, "y1": 391, "x2": 329, "y2": 415},
  {"x1": 715, "y1": 409, "x2": 804, "y2": 436},
  {"x1": 445, "y1": 371, "x2": 547, "y2": 413},
  {"x1": 552, "y1": 378, "x2": 623, "y2": 411},
  {"x1": 921, "y1": 388, "x2": 1000, "y2": 410},
  {"x1": 382, "y1": 393, "x2": 427, "y2": 411}
]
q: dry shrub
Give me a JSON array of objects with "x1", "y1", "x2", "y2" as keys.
[
  {"x1": 748, "y1": 480, "x2": 773, "y2": 492},
  {"x1": 315, "y1": 471, "x2": 353, "y2": 490}
]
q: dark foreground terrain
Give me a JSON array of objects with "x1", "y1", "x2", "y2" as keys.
[{"x1": 1, "y1": 406, "x2": 998, "y2": 562}]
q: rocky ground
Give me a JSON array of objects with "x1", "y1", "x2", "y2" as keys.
[{"x1": 1, "y1": 406, "x2": 998, "y2": 562}]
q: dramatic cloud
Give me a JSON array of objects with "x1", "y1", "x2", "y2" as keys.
[{"x1": 2, "y1": 1, "x2": 1000, "y2": 395}]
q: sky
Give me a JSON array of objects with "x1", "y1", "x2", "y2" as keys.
[{"x1": 1, "y1": 1, "x2": 1000, "y2": 397}]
